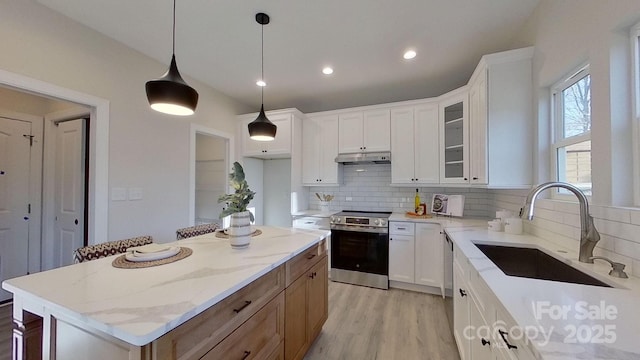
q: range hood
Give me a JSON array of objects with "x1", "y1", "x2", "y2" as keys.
[{"x1": 335, "y1": 152, "x2": 391, "y2": 165}]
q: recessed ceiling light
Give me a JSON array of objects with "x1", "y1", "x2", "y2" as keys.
[
  {"x1": 403, "y1": 50, "x2": 417, "y2": 60},
  {"x1": 322, "y1": 67, "x2": 334, "y2": 75},
  {"x1": 256, "y1": 80, "x2": 266, "y2": 87}
]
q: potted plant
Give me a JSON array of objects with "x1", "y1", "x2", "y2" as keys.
[{"x1": 218, "y1": 162, "x2": 256, "y2": 248}]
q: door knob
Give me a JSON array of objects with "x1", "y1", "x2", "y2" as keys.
[{"x1": 75, "y1": 219, "x2": 79, "y2": 225}]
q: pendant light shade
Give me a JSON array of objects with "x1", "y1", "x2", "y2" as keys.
[
  {"x1": 145, "y1": 0, "x2": 198, "y2": 116},
  {"x1": 249, "y1": 105, "x2": 277, "y2": 141},
  {"x1": 248, "y1": 12, "x2": 277, "y2": 141}
]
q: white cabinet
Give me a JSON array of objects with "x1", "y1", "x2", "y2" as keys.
[
  {"x1": 239, "y1": 111, "x2": 295, "y2": 158},
  {"x1": 302, "y1": 115, "x2": 341, "y2": 185},
  {"x1": 453, "y1": 261, "x2": 471, "y2": 360},
  {"x1": 391, "y1": 104, "x2": 439, "y2": 185},
  {"x1": 414, "y1": 223, "x2": 443, "y2": 288},
  {"x1": 439, "y1": 89, "x2": 469, "y2": 184},
  {"x1": 389, "y1": 222, "x2": 415, "y2": 283},
  {"x1": 338, "y1": 109, "x2": 390, "y2": 153},
  {"x1": 467, "y1": 47, "x2": 534, "y2": 188},
  {"x1": 389, "y1": 221, "x2": 444, "y2": 294}
]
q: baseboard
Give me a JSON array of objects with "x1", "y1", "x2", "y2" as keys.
[{"x1": 389, "y1": 281, "x2": 445, "y2": 296}]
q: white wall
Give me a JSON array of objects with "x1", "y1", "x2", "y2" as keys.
[
  {"x1": 0, "y1": 1, "x2": 251, "y2": 243},
  {"x1": 512, "y1": 0, "x2": 640, "y2": 206},
  {"x1": 0, "y1": 87, "x2": 80, "y2": 116},
  {"x1": 263, "y1": 159, "x2": 292, "y2": 227},
  {"x1": 487, "y1": 1, "x2": 640, "y2": 278}
]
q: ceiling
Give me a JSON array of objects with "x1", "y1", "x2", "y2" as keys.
[{"x1": 36, "y1": 0, "x2": 540, "y2": 113}]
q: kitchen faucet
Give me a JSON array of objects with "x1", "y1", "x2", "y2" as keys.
[{"x1": 521, "y1": 182, "x2": 600, "y2": 263}]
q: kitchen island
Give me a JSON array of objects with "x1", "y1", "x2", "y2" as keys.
[{"x1": 2, "y1": 226, "x2": 330, "y2": 360}]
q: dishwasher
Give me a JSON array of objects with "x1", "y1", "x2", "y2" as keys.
[{"x1": 444, "y1": 231, "x2": 454, "y2": 334}]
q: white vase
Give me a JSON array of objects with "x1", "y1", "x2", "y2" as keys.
[
  {"x1": 319, "y1": 202, "x2": 330, "y2": 213},
  {"x1": 228, "y1": 211, "x2": 252, "y2": 249}
]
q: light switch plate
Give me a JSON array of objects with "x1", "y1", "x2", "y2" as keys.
[
  {"x1": 111, "y1": 187, "x2": 127, "y2": 201},
  {"x1": 128, "y1": 187, "x2": 143, "y2": 200}
]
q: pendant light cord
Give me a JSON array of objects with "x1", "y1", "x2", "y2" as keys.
[
  {"x1": 261, "y1": 20, "x2": 264, "y2": 104},
  {"x1": 172, "y1": 0, "x2": 176, "y2": 55}
]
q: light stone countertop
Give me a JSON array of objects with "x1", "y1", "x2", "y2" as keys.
[
  {"x1": 389, "y1": 212, "x2": 640, "y2": 358},
  {"x1": 2, "y1": 226, "x2": 330, "y2": 346},
  {"x1": 446, "y1": 224, "x2": 640, "y2": 359}
]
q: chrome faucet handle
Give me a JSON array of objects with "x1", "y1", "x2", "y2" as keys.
[{"x1": 589, "y1": 256, "x2": 629, "y2": 279}]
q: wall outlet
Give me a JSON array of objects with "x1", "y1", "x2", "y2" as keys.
[
  {"x1": 346, "y1": 197, "x2": 352, "y2": 201},
  {"x1": 128, "y1": 187, "x2": 143, "y2": 200},
  {"x1": 111, "y1": 187, "x2": 127, "y2": 201}
]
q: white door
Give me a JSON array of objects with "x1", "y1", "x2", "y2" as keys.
[
  {"x1": 318, "y1": 115, "x2": 339, "y2": 184},
  {"x1": 390, "y1": 107, "x2": 415, "y2": 184},
  {"x1": 414, "y1": 104, "x2": 440, "y2": 184},
  {"x1": 362, "y1": 109, "x2": 390, "y2": 152},
  {"x1": 415, "y1": 223, "x2": 443, "y2": 290},
  {"x1": 388, "y1": 234, "x2": 415, "y2": 283},
  {"x1": 53, "y1": 119, "x2": 85, "y2": 268},
  {"x1": 338, "y1": 112, "x2": 364, "y2": 153},
  {"x1": 0, "y1": 117, "x2": 31, "y2": 301}
]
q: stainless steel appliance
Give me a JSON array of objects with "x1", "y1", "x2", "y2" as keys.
[
  {"x1": 330, "y1": 210, "x2": 391, "y2": 289},
  {"x1": 334, "y1": 152, "x2": 391, "y2": 165}
]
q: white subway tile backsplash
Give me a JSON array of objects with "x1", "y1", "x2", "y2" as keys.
[
  {"x1": 591, "y1": 206, "x2": 632, "y2": 223},
  {"x1": 489, "y1": 189, "x2": 640, "y2": 270}
]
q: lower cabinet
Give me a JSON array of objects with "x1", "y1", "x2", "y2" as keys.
[
  {"x1": 201, "y1": 292, "x2": 285, "y2": 360},
  {"x1": 285, "y1": 256, "x2": 328, "y2": 360},
  {"x1": 453, "y1": 242, "x2": 536, "y2": 360},
  {"x1": 389, "y1": 221, "x2": 444, "y2": 294}
]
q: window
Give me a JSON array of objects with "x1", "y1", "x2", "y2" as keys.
[
  {"x1": 632, "y1": 21, "x2": 640, "y2": 206},
  {"x1": 551, "y1": 65, "x2": 592, "y2": 197}
]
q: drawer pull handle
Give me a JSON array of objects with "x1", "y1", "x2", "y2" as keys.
[
  {"x1": 309, "y1": 271, "x2": 317, "y2": 279},
  {"x1": 241, "y1": 350, "x2": 251, "y2": 360},
  {"x1": 498, "y1": 330, "x2": 518, "y2": 349},
  {"x1": 233, "y1": 300, "x2": 252, "y2": 313},
  {"x1": 306, "y1": 254, "x2": 316, "y2": 260},
  {"x1": 397, "y1": 227, "x2": 406, "y2": 230},
  {"x1": 481, "y1": 338, "x2": 490, "y2": 346},
  {"x1": 459, "y1": 289, "x2": 467, "y2": 297}
]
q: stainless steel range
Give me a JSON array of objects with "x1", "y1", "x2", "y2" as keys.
[{"x1": 330, "y1": 210, "x2": 391, "y2": 289}]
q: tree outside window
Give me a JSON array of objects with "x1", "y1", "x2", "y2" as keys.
[{"x1": 553, "y1": 66, "x2": 592, "y2": 196}]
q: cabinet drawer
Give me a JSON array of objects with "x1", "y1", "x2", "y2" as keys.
[
  {"x1": 389, "y1": 222, "x2": 414, "y2": 235},
  {"x1": 153, "y1": 265, "x2": 285, "y2": 360},
  {"x1": 285, "y1": 240, "x2": 327, "y2": 286},
  {"x1": 202, "y1": 291, "x2": 285, "y2": 360},
  {"x1": 494, "y1": 305, "x2": 536, "y2": 360}
]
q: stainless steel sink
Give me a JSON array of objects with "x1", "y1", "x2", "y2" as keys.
[{"x1": 474, "y1": 244, "x2": 612, "y2": 288}]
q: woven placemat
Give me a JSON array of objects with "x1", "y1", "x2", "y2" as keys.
[
  {"x1": 215, "y1": 228, "x2": 262, "y2": 239},
  {"x1": 112, "y1": 247, "x2": 192, "y2": 269}
]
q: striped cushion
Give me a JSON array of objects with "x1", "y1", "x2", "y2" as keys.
[
  {"x1": 176, "y1": 223, "x2": 220, "y2": 240},
  {"x1": 73, "y1": 236, "x2": 153, "y2": 263}
]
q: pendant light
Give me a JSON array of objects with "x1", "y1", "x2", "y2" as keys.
[
  {"x1": 145, "y1": 0, "x2": 198, "y2": 116},
  {"x1": 248, "y1": 12, "x2": 277, "y2": 141}
]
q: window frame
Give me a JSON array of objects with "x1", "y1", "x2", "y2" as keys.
[
  {"x1": 550, "y1": 64, "x2": 592, "y2": 201},
  {"x1": 631, "y1": 21, "x2": 640, "y2": 207}
]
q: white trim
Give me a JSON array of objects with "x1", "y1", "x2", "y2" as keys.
[
  {"x1": 549, "y1": 64, "x2": 592, "y2": 201},
  {"x1": 0, "y1": 68, "x2": 110, "y2": 245},
  {"x1": 188, "y1": 123, "x2": 234, "y2": 226},
  {"x1": 631, "y1": 22, "x2": 640, "y2": 206}
]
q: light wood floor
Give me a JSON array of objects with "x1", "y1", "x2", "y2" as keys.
[
  {"x1": 0, "y1": 284, "x2": 460, "y2": 360},
  {"x1": 0, "y1": 302, "x2": 11, "y2": 360},
  {"x1": 305, "y1": 281, "x2": 460, "y2": 360}
]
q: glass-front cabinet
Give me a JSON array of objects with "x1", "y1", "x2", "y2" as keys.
[{"x1": 439, "y1": 89, "x2": 469, "y2": 184}]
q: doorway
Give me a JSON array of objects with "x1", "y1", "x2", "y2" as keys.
[
  {"x1": 0, "y1": 83, "x2": 94, "y2": 302},
  {"x1": 189, "y1": 124, "x2": 234, "y2": 228}
]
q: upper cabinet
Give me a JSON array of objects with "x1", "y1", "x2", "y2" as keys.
[
  {"x1": 391, "y1": 103, "x2": 439, "y2": 185},
  {"x1": 239, "y1": 109, "x2": 300, "y2": 159},
  {"x1": 468, "y1": 47, "x2": 534, "y2": 188},
  {"x1": 439, "y1": 89, "x2": 469, "y2": 184},
  {"x1": 302, "y1": 114, "x2": 342, "y2": 186},
  {"x1": 338, "y1": 109, "x2": 390, "y2": 153}
]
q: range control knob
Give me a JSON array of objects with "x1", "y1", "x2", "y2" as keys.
[
  {"x1": 374, "y1": 219, "x2": 381, "y2": 226},
  {"x1": 379, "y1": 219, "x2": 387, "y2": 227},
  {"x1": 330, "y1": 216, "x2": 335, "y2": 224}
]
